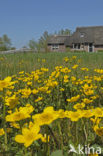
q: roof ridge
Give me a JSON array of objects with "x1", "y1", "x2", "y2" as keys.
[
  {"x1": 51, "y1": 35, "x2": 70, "y2": 37},
  {"x1": 77, "y1": 26, "x2": 103, "y2": 29}
]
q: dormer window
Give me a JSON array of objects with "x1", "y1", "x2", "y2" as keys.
[{"x1": 80, "y1": 33, "x2": 84, "y2": 38}]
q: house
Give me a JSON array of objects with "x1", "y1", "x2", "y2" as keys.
[
  {"x1": 48, "y1": 26, "x2": 103, "y2": 52},
  {"x1": 47, "y1": 35, "x2": 70, "y2": 52}
]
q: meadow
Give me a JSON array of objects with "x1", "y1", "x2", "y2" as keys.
[
  {"x1": 0, "y1": 51, "x2": 103, "y2": 156},
  {"x1": 0, "y1": 51, "x2": 103, "y2": 79}
]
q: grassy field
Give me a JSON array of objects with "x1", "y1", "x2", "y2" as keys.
[
  {"x1": 0, "y1": 51, "x2": 103, "y2": 155},
  {"x1": 0, "y1": 51, "x2": 103, "y2": 79}
]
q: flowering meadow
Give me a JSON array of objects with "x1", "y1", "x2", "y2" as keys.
[{"x1": 0, "y1": 52, "x2": 103, "y2": 156}]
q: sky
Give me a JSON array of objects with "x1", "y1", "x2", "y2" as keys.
[{"x1": 0, "y1": 0, "x2": 103, "y2": 48}]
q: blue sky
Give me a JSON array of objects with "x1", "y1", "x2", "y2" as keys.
[{"x1": 0, "y1": 0, "x2": 103, "y2": 48}]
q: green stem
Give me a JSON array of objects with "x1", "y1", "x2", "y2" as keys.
[
  {"x1": 58, "y1": 121, "x2": 63, "y2": 151},
  {"x1": 24, "y1": 147, "x2": 27, "y2": 156},
  {"x1": 46, "y1": 134, "x2": 50, "y2": 156}
]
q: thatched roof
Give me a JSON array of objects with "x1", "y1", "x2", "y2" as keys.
[
  {"x1": 65, "y1": 26, "x2": 103, "y2": 45},
  {"x1": 48, "y1": 35, "x2": 70, "y2": 44}
]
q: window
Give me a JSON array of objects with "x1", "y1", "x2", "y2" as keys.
[
  {"x1": 73, "y1": 44, "x2": 80, "y2": 49},
  {"x1": 74, "y1": 44, "x2": 77, "y2": 49},
  {"x1": 80, "y1": 33, "x2": 84, "y2": 38},
  {"x1": 78, "y1": 44, "x2": 80, "y2": 49},
  {"x1": 51, "y1": 44, "x2": 59, "y2": 50}
]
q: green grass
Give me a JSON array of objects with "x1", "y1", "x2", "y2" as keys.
[{"x1": 0, "y1": 51, "x2": 103, "y2": 79}]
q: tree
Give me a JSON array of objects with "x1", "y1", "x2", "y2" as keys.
[
  {"x1": 39, "y1": 31, "x2": 51, "y2": 52},
  {"x1": 28, "y1": 31, "x2": 51, "y2": 52},
  {"x1": 0, "y1": 34, "x2": 11, "y2": 51},
  {"x1": 58, "y1": 29, "x2": 72, "y2": 35},
  {"x1": 28, "y1": 39, "x2": 41, "y2": 52}
]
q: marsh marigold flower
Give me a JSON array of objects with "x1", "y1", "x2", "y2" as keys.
[
  {"x1": 72, "y1": 64, "x2": 78, "y2": 69},
  {"x1": 0, "y1": 76, "x2": 12, "y2": 91},
  {"x1": 81, "y1": 67, "x2": 89, "y2": 71},
  {"x1": 82, "y1": 98, "x2": 93, "y2": 104},
  {"x1": 35, "y1": 97, "x2": 43, "y2": 102},
  {"x1": 32, "y1": 106, "x2": 59, "y2": 126},
  {"x1": 66, "y1": 110, "x2": 83, "y2": 121},
  {"x1": 15, "y1": 125, "x2": 43, "y2": 147},
  {"x1": 73, "y1": 103, "x2": 85, "y2": 110},
  {"x1": 21, "y1": 88, "x2": 31, "y2": 98},
  {"x1": 94, "y1": 125, "x2": 103, "y2": 136},
  {"x1": 0, "y1": 128, "x2": 5, "y2": 136},
  {"x1": 6, "y1": 104, "x2": 34, "y2": 122},
  {"x1": 5, "y1": 95, "x2": 19, "y2": 109},
  {"x1": 67, "y1": 95, "x2": 80, "y2": 103},
  {"x1": 82, "y1": 109, "x2": 94, "y2": 118}
]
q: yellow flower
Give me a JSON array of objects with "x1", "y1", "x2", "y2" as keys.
[
  {"x1": 63, "y1": 57, "x2": 69, "y2": 63},
  {"x1": 46, "y1": 80, "x2": 58, "y2": 88},
  {"x1": 81, "y1": 67, "x2": 89, "y2": 71},
  {"x1": 55, "y1": 72, "x2": 60, "y2": 78},
  {"x1": 60, "y1": 88, "x2": 64, "y2": 92},
  {"x1": 35, "y1": 97, "x2": 43, "y2": 102},
  {"x1": 6, "y1": 111, "x2": 30, "y2": 122},
  {"x1": 88, "y1": 154, "x2": 98, "y2": 156},
  {"x1": 71, "y1": 76, "x2": 76, "y2": 81},
  {"x1": 21, "y1": 88, "x2": 31, "y2": 98},
  {"x1": 82, "y1": 98, "x2": 93, "y2": 104},
  {"x1": 42, "y1": 59, "x2": 46, "y2": 63},
  {"x1": 77, "y1": 59, "x2": 81, "y2": 63},
  {"x1": 32, "y1": 89, "x2": 38, "y2": 94},
  {"x1": 41, "y1": 134, "x2": 50, "y2": 142},
  {"x1": 0, "y1": 76, "x2": 12, "y2": 91},
  {"x1": 90, "y1": 117, "x2": 101, "y2": 125},
  {"x1": 6, "y1": 104, "x2": 34, "y2": 122},
  {"x1": 6, "y1": 90, "x2": 12, "y2": 96},
  {"x1": 5, "y1": 95, "x2": 19, "y2": 109},
  {"x1": 72, "y1": 56, "x2": 77, "y2": 59},
  {"x1": 27, "y1": 81, "x2": 32, "y2": 86},
  {"x1": 73, "y1": 103, "x2": 85, "y2": 110},
  {"x1": 72, "y1": 64, "x2": 78, "y2": 69},
  {"x1": 15, "y1": 125, "x2": 42, "y2": 147},
  {"x1": 19, "y1": 71, "x2": 24, "y2": 74},
  {"x1": 0, "y1": 128, "x2": 5, "y2": 136},
  {"x1": 10, "y1": 122, "x2": 20, "y2": 129},
  {"x1": 94, "y1": 125, "x2": 103, "y2": 136},
  {"x1": 82, "y1": 84, "x2": 94, "y2": 95},
  {"x1": 82, "y1": 109, "x2": 94, "y2": 118},
  {"x1": 84, "y1": 89, "x2": 94, "y2": 96},
  {"x1": 8, "y1": 85, "x2": 14, "y2": 90},
  {"x1": 61, "y1": 67, "x2": 71, "y2": 73},
  {"x1": 94, "y1": 69, "x2": 103, "y2": 74},
  {"x1": 32, "y1": 107, "x2": 59, "y2": 126},
  {"x1": 64, "y1": 75, "x2": 69, "y2": 83},
  {"x1": 94, "y1": 76, "x2": 102, "y2": 81},
  {"x1": 57, "y1": 109, "x2": 66, "y2": 118},
  {"x1": 38, "y1": 87, "x2": 48, "y2": 92},
  {"x1": 46, "y1": 90, "x2": 51, "y2": 94},
  {"x1": 90, "y1": 95, "x2": 98, "y2": 100},
  {"x1": 66, "y1": 110, "x2": 83, "y2": 121},
  {"x1": 67, "y1": 95, "x2": 80, "y2": 103},
  {"x1": 94, "y1": 108, "x2": 103, "y2": 117}
]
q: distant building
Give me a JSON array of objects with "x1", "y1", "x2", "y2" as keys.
[
  {"x1": 48, "y1": 26, "x2": 103, "y2": 52},
  {"x1": 47, "y1": 35, "x2": 70, "y2": 52}
]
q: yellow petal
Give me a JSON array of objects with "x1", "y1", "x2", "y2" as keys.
[{"x1": 15, "y1": 135, "x2": 24, "y2": 143}]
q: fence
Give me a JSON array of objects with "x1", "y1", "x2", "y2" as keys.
[{"x1": 0, "y1": 49, "x2": 35, "y2": 54}]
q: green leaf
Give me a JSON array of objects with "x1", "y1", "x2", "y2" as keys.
[{"x1": 50, "y1": 150, "x2": 63, "y2": 156}]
